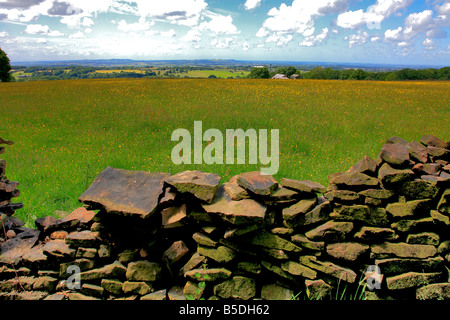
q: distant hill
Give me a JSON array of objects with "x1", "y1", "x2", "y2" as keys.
[{"x1": 13, "y1": 59, "x2": 447, "y2": 71}]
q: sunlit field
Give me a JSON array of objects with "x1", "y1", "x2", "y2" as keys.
[{"x1": 0, "y1": 78, "x2": 449, "y2": 225}]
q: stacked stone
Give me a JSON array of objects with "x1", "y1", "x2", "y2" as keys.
[
  {"x1": 0, "y1": 137, "x2": 24, "y2": 240},
  {"x1": 0, "y1": 134, "x2": 449, "y2": 300},
  {"x1": 323, "y1": 134, "x2": 450, "y2": 299}
]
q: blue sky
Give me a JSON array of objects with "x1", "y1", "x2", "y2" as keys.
[{"x1": 0, "y1": 0, "x2": 449, "y2": 65}]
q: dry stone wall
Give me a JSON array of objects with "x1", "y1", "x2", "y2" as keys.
[{"x1": 0, "y1": 135, "x2": 450, "y2": 300}]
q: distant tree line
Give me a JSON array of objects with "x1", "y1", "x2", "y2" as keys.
[{"x1": 248, "y1": 66, "x2": 450, "y2": 81}]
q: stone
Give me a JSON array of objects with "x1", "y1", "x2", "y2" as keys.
[
  {"x1": 163, "y1": 241, "x2": 189, "y2": 265},
  {"x1": 98, "y1": 244, "x2": 112, "y2": 258},
  {"x1": 328, "y1": 172, "x2": 379, "y2": 190},
  {"x1": 202, "y1": 185, "x2": 266, "y2": 225},
  {"x1": 427, "y1": 146, "x2": 449, "y2": 159},
  {"x1": 122, "y1": 281, "x2": 152, "y2": 295},
  {"x1": 0, "y1": 228, "x2": 40, "y2": 265},
  {"x1": 80, "y1": 261, "x2": 126, "y2": 281},
  {"x1": 267, "y1": 187, "x2": 300, "y2": 203},
  {"x1": 391, "y1": 217, "x2": 435, "y2": 233},
  {"x1": 261, "y1": 283, "x2": 294, "y2": 300},
  {"x1": 79, "y1": 166, "x2": 169, "y2": 218},
  {"x1": 331, "y1": 205, "x2": 389, "y2": 226},
  {"x1": 437, "y1": 189, "x2": 450, "y2": 214},
  {"x1": 236, "y1": 171, "x2": 278, "y2": 196},
  {"x1": 50, "y1": 230, "x2": 68, "y2": 240},
  {"x1": 370, "y1": 242, "x2": 437, "y2": 259},
  {"x1": 431, "y1": 210, "x2": 450, "y2": 226},
  {"x1": 81, "y1": 283, "x2": 104, "y2": 298},
  {"x1": 169, "y1": 286, "x2": 186, "y2": 301},
  {"x1": 380, "y1": 143, "x2": 410, "y2": 167},
  {"x1": 281, "y1": 261, "x2": 317, "y2": 279},
  {"x1": 64, "y1": 207, "x2": 96, "y2": 225},
  {"x1": 305, "y1": 279, "x2": 333, "y2": 300},
  {"x1": 347, "y1": 156, "x2": 377, "y2": 176},
  {"x1": 165, "y1": 170, "x2": 221, "y2": 203},
  {"x1": 406, "y1": 141, "x2": 428, "y2": 163},
  {"x1": 179, "y1": 253, "x2": 206, "y2": 277},
  {"x1": 44, "y1": 293, "x2": 66, "y2": 301},
  {"x1": 386, "y1": 272, "x2": 442, "y2": 290},
  {"x1": 413, "y1": 163, "x2": 442, "y2": 176},
  {"x1": 185, "y1": 268, "x2": 232, "y2": 282},
  {"x1": 416, "y1": 283, "x2": 450, "y2": 300},
  {"x1": 65, "y1": 230, "x2": 97, "y2": 248},
  {"x1": 326, "y1": 242, "x2": 369, "y2": 262},
  {"x1": 375, "y1": 256, "x2": 444, "y2": 275},
  {"x1": 353, "y1": 227, "x2": 398, "y2": 242},
  {"x1": 386, "y1": 199, "x2": 431, "y2": 219},
  {"x1": 400, "y1": 180, "x2": 439, "y2": 199},
  {"x1": 224, "y1": 224, "x2": 260, "y2": 239},
  {"x1": 197, "y1": 245, "x2": 236, "y2": 263},
  {"x1": 248, "y1": 230, "x2": 302, "y2": 252},
  {"x1": 193, "y1": 232, "x2": 217, "y2": 247},
  {"x1": 305, "y1": 221, "x2": 354, "y2": 242},
  {"x1": 420, "y1": 134, "x2": 449, "y2": 149},
  {"x1": 291, "y1": 234, "x2": 324, "y2": 251},
  {"x1": 118, "y1": 249, "x2": 138, "y2": 264},
  {"x1": 237, "y1": 261, "x2": 261, "y2": 275},
  {"x1": 183, "y1": 281, "x2": 205, "y2": 300},
  {"x1": 161, "y1": 204, "x2": 187, "y2": 229},
  {"x1": 32, "y1": 276, "x2": 58, "y2": 292},
  {"x1": 324, "y1": 190, "x2": 361, "y2": 203},
  {"x1": 213, "y1": 276, "x2": 256, "y2": 300},
  {"x1": 223, "y1": 175, "x2": 250, "y2": 201},
  {"x1": 280, "y1": 178, "x2": 326, "y2": 193},
  {"x1": 159, "y1": 187, "x2": 177, "y2": 206},
  {"x1": 42, "y1": 239, "x2": 75, "y2": 259},
  {"x1": 406, "y1": 232, "x2": 440, "y2": 245},
  {"x1": 299, "y1": 255, "x2": 357, "y2": 283},
  {"x1": 378, "y1": 163, "x2": 414, "y2": 187},
  {"x1": 260, "y1": 261, "x2": 296, "y2": 281},
  {"x1": 60, "y1": 259, "x2": 95, "y2": 277},
  {"x1": 126, "y1": 261, "x2": 162, "y2": 282},
  {"x1": 68, "y1": 292, "x2": 100, "y2": 300},
  {"x1": 282, "y1": 198, "x2": 318, "y2": 227},
  {"x1": 34, "y1": 216, "x2": 57, "y2": 232},
  {"x1": 101, "y1": 279, "x2": 123, "y2": 295},
  {"x1": 141, "y1": 289, "x2": 167, "y2": 300},
  {"x1": 22, "y1": 245, "x2": 48, "y2": 267}
]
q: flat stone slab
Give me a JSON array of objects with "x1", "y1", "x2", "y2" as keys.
[
  {"x1": 380, "y1": 143, "x2": 410, "y2": 167},
  {"x1": 0, "y1": 228, "x2": 40, "y2": 265},
  {"x1": 79, "y1": 167, "x2": 169, "y2": 218},
  {"x1": 280, "y1": 178, "x2": 326, "y2": 193},
  {"x1": 165, "y1": 170, "x2": 221, "y2": 204},
  {"x1": 202, "y1": 185, "x2": 266, "y2": 225},
  {"x1": 237, "y1": 171, "x2": 278, "y2": 196}
]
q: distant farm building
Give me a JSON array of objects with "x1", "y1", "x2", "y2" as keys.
[{"x1": 272, "y1": 74, "x2": 289, "y2": 79}]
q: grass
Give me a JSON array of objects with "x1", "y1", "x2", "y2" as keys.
[
  {"x1": 0, "y1": 78, "x2": 449, "y2": 226},
  {"x1": 184, "y1": 69, "x2": 249, "y2": 78}
]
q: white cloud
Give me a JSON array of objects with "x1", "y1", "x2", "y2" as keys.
[
  {"x1": 337, "y1": 0, "x2": 414, "y2": 29},
  {"x1": 257, "y1": 0, "x2": 349, "y2": 47},
  {"x1": 210, "y1": 37, "x2": 234, "y2": 49},
  {"x1": 300, "y1": 27, "x2": 329, "y2": 47},
  {"x1": 0, "y1": 31, "x2": 8, "y2": 37},
  {"x1": 344, "y1": 30, "x2": 369, "y2": 48},
  {"x1": 181, "y1": 29, "x2": 201, "y2": 42},
  {"x1": 24, "y1": 23, "x2": 63, "y2": 36},
  {"x1": 130, "y1": 0, "x2": 207, "y2": 27},
  {"x1": 198, "y1": 12, "x2": 240, "y2": 35},
  {"x1": 116, "y1": 17, "x2": 154, "y2": 32},
  {"x1": 69, "y1": 31, "x2": 86, "y2": 39},
  {"x1": 82, "y1": 17, "x2": 94, "y2": 27},
  {"x1": 267, "y1": 33, "x2": 293, "y2": 47},
  {"x1": 244, "y1": 0, "x2": 262, "y2": 10}
]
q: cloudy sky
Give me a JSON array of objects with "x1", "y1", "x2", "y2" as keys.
[{"x1": 0, "y1": 0, "x2": 449, "y2": 65}]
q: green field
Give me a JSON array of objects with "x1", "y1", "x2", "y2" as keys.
[
  {"x1": 184, "y1": 69, "x2": 249, "y2": 78},
  {"x1": 0, "y1": 78, "x2": 449, "y2": 226}
]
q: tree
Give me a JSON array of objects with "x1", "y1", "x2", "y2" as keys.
[
  {"x1": 0, "y1": 48, "x2": 13, "y2": 82},
  {"x1": 248, "y1": 67, "x2": 270, "y2": 79}
]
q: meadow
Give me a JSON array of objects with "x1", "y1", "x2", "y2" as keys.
[{"x1": 0, "y1": 78, "x2": 449, "y2": 226}]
